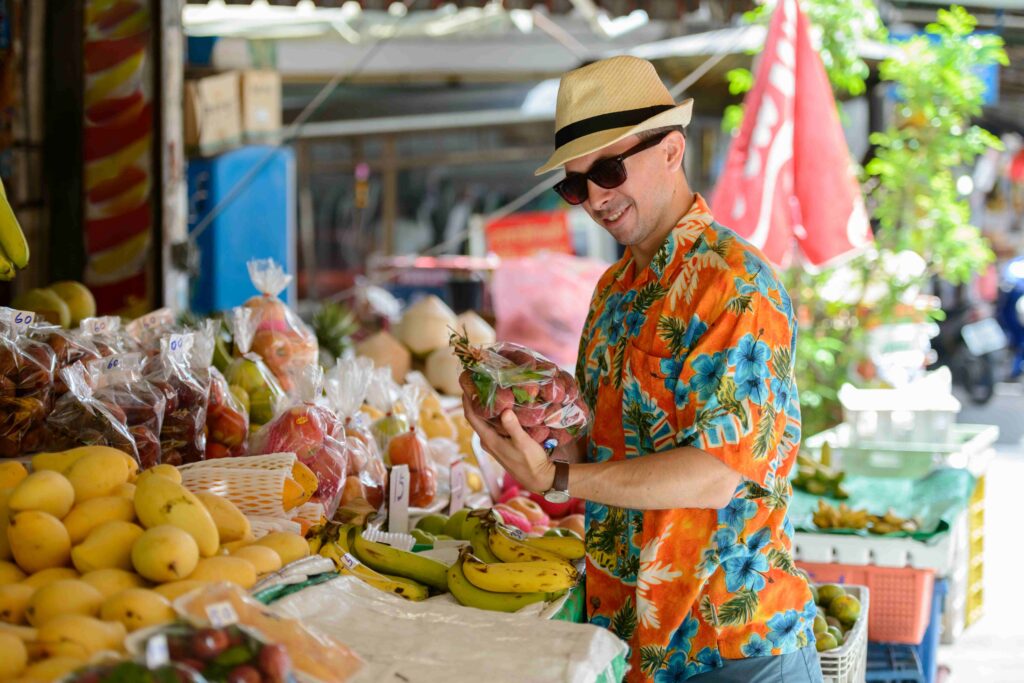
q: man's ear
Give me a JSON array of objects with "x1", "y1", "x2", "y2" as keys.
[{"x1": 664, "y1": 131, "x2": 686, "y2": 170}]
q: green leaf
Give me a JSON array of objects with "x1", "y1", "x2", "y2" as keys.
[
  {"x1": 699, "y1": 594, "x2": 720, "y2": 627},
  {"x1": 767, "y1": 547, "x2": 805, "y2": 577},
  {"x1": 726, "y1": 68, "x2": 754, "y2": 95},
  {"x1": 717, "y1": 588, "x2": 759, "y2": 626},
  {"x1": 753, "y1": 404, "x2": 777, "y2": 460},
  {"x1": 611, "y1": 598, "x2": 638, "y2": 641},
  {"x1": 640, "y1": 646, "x2": 670, "y2": 676},
  {"x1": 633, "y1": 282, "x2": 668, "y2": 315},
  {"x1": 611, "y1": 341, "x2": 627, "y2": 390},
  {"x1": 658, "y1": 315, "x2": 690, "y2": 356},
  {"x1": 726, "y1": 294, "x2": 753, "y2": 316},
  {"x1": 512, "y1": 387, "x2": 531, "y2": 404},
  {"x1": 771, "y1": 346, "x2": 792, "y2": 378}
]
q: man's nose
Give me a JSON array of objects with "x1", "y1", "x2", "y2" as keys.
[{"x1": 587, "y1": 180, "x2": 614, "y2": 209}]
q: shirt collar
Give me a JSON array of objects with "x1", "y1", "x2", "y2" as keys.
[{"x1": 610, "y1": 193, "x2": 715, "y2": 291}]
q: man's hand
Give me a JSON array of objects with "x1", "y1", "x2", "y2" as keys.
[{"x1": 462, "y1": 394, "x2": 555, "y2": 494}]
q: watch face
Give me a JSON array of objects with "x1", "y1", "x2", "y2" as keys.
[{"x1": 544, "y1": 489, "x2": 571, "y2": 504}]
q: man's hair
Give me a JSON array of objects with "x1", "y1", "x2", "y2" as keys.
[{"x1": 638, "y1": 125, "x2": 686, "y2": 141}]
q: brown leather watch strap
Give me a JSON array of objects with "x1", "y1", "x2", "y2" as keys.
[{"x1": 552, "y1": 459, "x2": 570, "y2": 493}]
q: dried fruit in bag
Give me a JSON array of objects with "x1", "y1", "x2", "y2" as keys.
[
  {"x1": 0, "y1": 312, "x2": 58, "y2": 455},
  {"x1": 251, "y1": 366, "x2": 347, "y2": 517},
  {"x1": 325, "y1": 358, "x2": 387, "y2": 510},
  {"x1": 46, "y1": 362, "x2": 140, "y2": 462},
  {"x1": 244, "y1": 259, "x2": 318, "y2": 392},
  {"x1": 225, "y1": 307, "x2": 286, "y2": 428},
  {"x1": 450, "y1": 329, "x2": 590, "y2": 447}
]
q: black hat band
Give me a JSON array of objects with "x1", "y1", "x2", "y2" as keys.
[{"x1": 554, "y1": 104, "x2": 675, "y2": 149}]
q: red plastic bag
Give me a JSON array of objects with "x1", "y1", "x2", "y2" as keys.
[
  {"x1": 206, "y1": 365, "x2": 250, "y2": 459},
  {"x1": 252, "y1": 365, "x2": 348, "y2": 518},
  {"x1": 491, "y1": 253, "x2": 607, "y2": 368},
  {"x1": 326, "y1": 358, "x2": 387, "y2": 510},
  {"x1": 244, "y1": 259, "x2": 318, "y2": 392},
  {"x1": 450, "y1": 330, "x2": 590, "y2": 447}
]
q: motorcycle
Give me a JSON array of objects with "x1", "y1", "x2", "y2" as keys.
[{"x1": 996, "y1": 256, "x2": 1024, "y2": 381}]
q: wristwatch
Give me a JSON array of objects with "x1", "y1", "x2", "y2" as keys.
[{"x1": 543, "y1": 459, "x2": 571, "y2": 504}]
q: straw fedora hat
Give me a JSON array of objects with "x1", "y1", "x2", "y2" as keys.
[{"x1": 534, "y1": 56, "x2": 693, "y2": 176}]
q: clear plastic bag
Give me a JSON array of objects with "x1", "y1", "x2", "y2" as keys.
[
  {"x1": 366, "y1": 369, "x2": 410, "y2": 454},
  {"x1": 251, "y1": 365, "x2": 348, "y2": 518},
  {"x1": 225, "y1": 307, "x2": 286, "y2": 428},
  {"x1": 0, "y1": 312, "x2": 57, "y2": 456},
  {"x1": 126, "y1": 306, "x2": 177, "y2": 353},
  {"x1": 46, "y1": 361, "x2": 140, "y2": 462},
  {"x1": 145, "y1": 330, "x2": 212, "y2": 466},
  {"x1": 34, "y1": 325, "x2": 102, "y2": 399},
  {"x1": 450, "y1": 331, "x2": 590, "y2": 447},
  {"x1": 80, "y1": 315, "x2": 137, "y2": 357},
  {"x1": 244, "y1": 259, "x2": 319, "y2": 393},
  {"x1": 87, "y1": 352, "x2": 167, "y2": 468},
  {"x1": 326, "y1": 358, "x2": 387, "y2": 510},
  {"x1": 63, "y1": 659, "x2": 209, "y2": 683},
  {"x1": 385, "y1": 384, "x2": 437, "y2": 509},
  {"x1": 206, "y1": 366, "x2": 250, "y2": 459}
]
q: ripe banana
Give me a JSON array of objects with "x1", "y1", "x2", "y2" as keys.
[
  {"x1": 306, "y1": 523, "x2": 328, "y2": 555},
  {"x1": 521, "y1": 534, "x2": 586, "y2": 561},
  {"x1": 463, "y1": 515, "x2": 501, "y2": 564},
  {"x1": 447, "y1": 550, "x2": 553, "y2": 613},
  {"x1": 488, "y1": 523, "x2": 565, "y2": 564},
  {"x1": 0, "y1": 177, "x2": 29, "y2": 275},
  {"x1": 318, "y1": 525, "x2": 429, "y2": 602},
  {"x1": 0, "y1": 249, "x2": 16, "y2": 280},
  {"x1": 462, "y1": 552, "x2": 578, "y2": 593},
  {"x1": 351, "y1": 527, "x2": 449, "y2": 592}
]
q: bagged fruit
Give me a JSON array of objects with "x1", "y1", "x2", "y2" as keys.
[
  {"x1": 365, "y1": 368, "x2": 410, "y2": 453},
  {"x1": 325, "y1": 358, "x2": 387, "y2": 510},
  {"x1": 128, "y1": 620, "x2": 299, "y2": 683},
  {"x1": 226, "y1": 306, "x2": 286, "y2": 428},
  {"x1": 79, "y1": 315, "x2": 137, "y2": 357},
  {"x1": 86, "y1": 352, "x2": 167, "y2": 468},
  {"x1": 126, "y1": 306, "x2": 177, "y2": 353},
  {"x1": 251, "y1": 365, "x2": 348, "y2": 518},
  {"x1": 63, "y1": 660, "x2": 208, "y2": 683},
  {"x1": 173, "y1": 583, "x2": 363, "y2": 682},
  {"x1": 144, "y1": 329, "x2": 213, "y2": 466},
  {"x1": 450, "y1": 329, "x2": 590, "y2": 447},
  {"x1": 244, "y1": 259, "x2": 318, "y2": 393},
  {"x1": 206, "y1": 366, "x2": 250, "y2": 459},
  {"x1": 385, "y1": 384, "x2": 437, "y2": 509},
  {"x1": 33, "y1": 324, "x2": 102, "y2": 398},
  {"x1": 0, "y1": 311, "x2": 57, "y2": 455},
  {"x1": 46, "y1": 361, "x2": 141, "y2": 462}
]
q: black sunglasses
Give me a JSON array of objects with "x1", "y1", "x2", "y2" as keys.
[{"x1": 554, "y1": 132, "x2": 671, "y2": 205}]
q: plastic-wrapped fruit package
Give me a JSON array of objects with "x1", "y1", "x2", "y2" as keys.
[
  {"x1": 46, "y1": 361, "x2": 140, "y2": 462},
  {"x1": 385, "y1": 383, "x2": 437, "y2": 509},
  {"x1": 244, "y1": 259, "x2": 318, "y2": 393},
  {"x1": 79, "y1": 315, "x2": 138, "y2": 357},
  {"x1": 35, "y1": 325, "x2": 102, "y2": 398},
  {"x1": 226, "y1": 307, "x2": 286, "y2": 428},
  {"x1": 251, "y1": 365, "x2": 348, "y2": 518},
  {"x1": 86, "y1": 353, "x2": 167, "y2": 468},
  {"x1": 62, "y1": 659, "x2": 209, "y2": 683},
  {"x1": 129, "y1": 621, "x2": 298, "y2": 683},
  {"x1": 126, "y1": 306, "x2": 177, "y2": 354},
  {"x1": 365, "y1": 368, "x2": 410, "y2": 453},
  {"x1": 325, "y1": 358, "x2": 387, "y2": 510},
  {"x1": 0, "y1": 311, "x2": 58, "y2": 456},
  {"x1": 450, "y1": 330, "x2": 590, "y2": 447},
  {"x1": 206, "y1": 366, "x2": 250, "y2": 459},
  {"x1": 144, "y1": 329, "x2": 213, "y2": 466}
]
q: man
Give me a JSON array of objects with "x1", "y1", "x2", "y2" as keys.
[{"x1": 463, "y1": 56, "x2": 822, "y2": 682}]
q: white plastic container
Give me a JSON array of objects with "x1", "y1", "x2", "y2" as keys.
[{"x1": 818, "y1": 585, "x2": 870, "y2": 683}]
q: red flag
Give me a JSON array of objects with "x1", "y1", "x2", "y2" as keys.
[{"x1": 711, "y1": 0, "x2": 871, "y2": 268}]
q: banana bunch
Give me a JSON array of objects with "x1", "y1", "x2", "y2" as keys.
[
  {"x1": 812, "y1": 500, "x2": 919, "y2": 535},
  {"x1": 310, "y1": 522, "x2": 432, "y2": 601},
  {"x1": 0, "y1": 177, "x2": 30, "y2": 280},
  {"x1": 794, "y1": 444, "x2": 849, "y2": 499}
]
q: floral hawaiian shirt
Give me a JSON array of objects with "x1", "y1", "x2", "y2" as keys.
[{"x1": 576, "y1": 194, "x2": 816, "y2": 682}]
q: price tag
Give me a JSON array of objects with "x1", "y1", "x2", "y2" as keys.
[
  {"x1": 205, "y1": 601, "x2": 239, "y2": 628},
  {"x1": 167, "y1": 333, "x2": 191, "y2": 358},
  {"x1": 82, "y1": 316, "x2": 118, "y2": 336},
  {"x1": 145, "y1": 634, "x2": 170, "y2": 668},
  {"x1": 340, "y1": 552, "x2": 361, "y2": 571},
  {"x1": 128, "y1": 307, "x2": 174, "y2": 339},
  {"x1": 9, "y1": 309, "x2": 35, "y2": 333},
  {"x1": 388, "y1": 465, "x2": 410, "y2": 534},
  {"x1": 504, "y1": 526, "x2": 527, "y2": 542},
  {"x1": 449, "y1": 461, "x2": 467, "y2": 515}
]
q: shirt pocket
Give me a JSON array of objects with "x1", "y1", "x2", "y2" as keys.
[{"x1": 622, "y1": 342, "x2": 687, "y2": 455}]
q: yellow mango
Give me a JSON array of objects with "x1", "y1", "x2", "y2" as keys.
[
  {"x1": 134, "y1": 475, "x2": 219, "y2": 556},
  {"x1": 100, "y1": 588, "x2": 174, "y2": 632},
  {"x1": 8, "y1": 511, "x2": 71, "y2": 573},
  {"x1": 20, "y1": 568, "x2": 79, "y2": 590},
  {"x1": 186, "y1": 556, "x2": 257, "y2": 589},
  {"x1": 230, "y1": 545, "x2": 281, "y2": 576},
  {"x1": 36, "y1": 614, "x2": 125, "y2": 658},
  {"x1": 152, "y1": 580, "x2": 210, "y2": 601},
  {"x1": 25, "y1": 579, "x2": 103, "y2": 626},
  {"x1": 0, "y1": 462, "x2": 27, "y2": 489},
  {"x1": 23, "y1": 656, "x2": 88, "y2": 681},
  {"x1": 0, "y1": 561, "x2": 26, "y2": 585},
  {"x1": 135, "y1": 464, "x2": 181, "y2": 486},
  {"x1": 0, "y1": 584, "x2": 34, "y2": 624},
  {"x1": 80, "y1": 569, "x2": 147, "y2": 600},
  {"x1": 0, "y1": 630, "x2": 28, "y2": 679},
  {"x1": 71, "y1": 521, "x2": 145, "y2": 573},
  {"x1": 8, "y1": 471, "x2": 75, "y2": 519},
  {"x1": 0, "y1": 488, "x2": 13, "y2": 560},
  {"x1": 131, "y1": 526, "x2": 199, "y2": 583},
  {"x1": 62, "y1": 496, "x2": 137, "y2": 544},
  {"x1": 194, "y1": 492, "x2": 251, "y2": 543},
  {"x1": 111, "y1": 482, "x2": 136, "y2": 500},
  {"x1": 65, "y1": 450, "x2": 133, "y2": 502},
  {"x1": 252, "y1": 532, "x2": 310, "y2": 566}
]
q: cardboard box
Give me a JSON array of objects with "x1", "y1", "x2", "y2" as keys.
[
  {"x1": 184, "y1": 71, "x2": 241, "y2": 154},
  {"x1": 239, "y1": 70, "x2": 281, "y2": 138}
]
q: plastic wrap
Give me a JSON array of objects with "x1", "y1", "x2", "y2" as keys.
[
  {"x1": 173, "y1": 582, "x2": 363, "y2": 683},
  {"x1": 251, "y1": 366, "x2": 348, "y2": 518},
  {"x1": 325, "y1": 358, "x2": 387, "y2": 510},
  {"x1": 244, "y1": 259, "x2": 319, "y2": 392},
  {"x1": 87, "y1": 352, "x2": 167, "y2": 468},
  {"x1": 146, "y1": 331, "x2": 212, "y2": 466},
  {"x1": 365, "y1": 369, "x2": 409, "y2": 453},
  {"x1": 450, "y1": 331, "x2": 589, "y2": 447},
  {"x1": 80, "y1": 315, "x2": 137, "y2": 357},
  {"x1": 385, "y1": 384, "x2": 437, "y2": 508},
  {"x1": 35, "y1": 325, "x2": 102, "y2": 399},
  {"x1": 206, "y1": 366, "x2": 250, "y2": 459},
  {"x1": 225, "y1": 307, "x2": 286, "y2": 428},
  {"x1": 126, "y1": 307, "x2": 177, "y2": 353},
  {"x1": 63, "y1": 659, "x2": 209, "y2": 683},
  {"x1": 0, "y1": 311, "x2": 57, "y2": 456},
  {"x1": 46, "y1": 361, "x2": 140, "y2": 462},
  {"x1": 127, "y1": 620, "x2": 298, "y2": 683}
]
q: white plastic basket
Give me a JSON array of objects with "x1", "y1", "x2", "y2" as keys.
[
  {"x1": 838, "y1": 369, "x2": 960, "y2": 445},
  {"x1": 178, "y1": 452, "x2": 298, "y2": 518},
  {"x1": 818, "y1": 584, "x2": 869, "y2": 683}
]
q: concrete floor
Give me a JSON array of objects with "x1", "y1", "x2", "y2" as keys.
[{"x1": 938, "y1": 383, "x2": 1024, "y2": 681}]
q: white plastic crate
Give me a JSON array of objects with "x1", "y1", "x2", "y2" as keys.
[
  {"x1": 793, "y1": 511, "x2": 967, "y2": 575},
  {"x1": 838, "y1": 369, "x2": 959, "y2": 445},
  {"x1": 818, "y1": 585, "x2": 869, "y2": 683}
]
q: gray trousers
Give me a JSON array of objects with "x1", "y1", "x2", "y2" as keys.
[{"x1": 687, "y1": 645, "x2": 825, "y2": 682}]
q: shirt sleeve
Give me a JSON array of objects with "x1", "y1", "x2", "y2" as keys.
[{"x1": 673, "y1": 276, "x2": 799, "y2": 488}]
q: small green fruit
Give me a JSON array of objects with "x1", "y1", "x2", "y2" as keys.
[
  {"x1": 816, "y1": 584, "x2": 846, "y2": 609},
  {"x1": 415, "y1": 514, "x2": 448, "y2": 536},
  {"x1": 815, "y1": 633, "x2": 838, "y2": 652}
]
